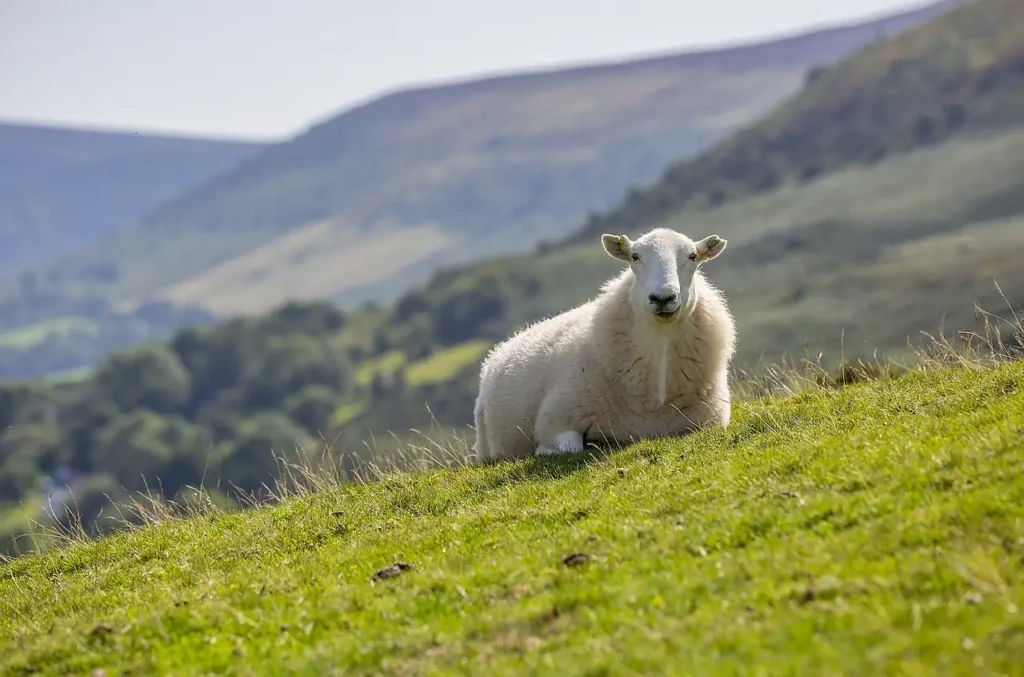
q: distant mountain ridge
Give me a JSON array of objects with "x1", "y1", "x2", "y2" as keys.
[
  {"x1": 0, "y1": 122, "x2": 268, "y2": 271},
  {"x1": 28, "y1": 0, "x2": 959, "y2": 319}
]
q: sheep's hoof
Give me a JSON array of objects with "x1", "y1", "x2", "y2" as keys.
[{"x1": 536, "y1": 431, "x2": 585, "y2": 456}]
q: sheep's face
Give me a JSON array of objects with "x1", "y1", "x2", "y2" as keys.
[{"x1": 602, "y1": 227, "x2": 727, "y2": 324}]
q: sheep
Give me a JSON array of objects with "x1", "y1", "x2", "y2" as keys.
[{"x1": 472, "y1": 226, "x2": 736, "y2": 461}]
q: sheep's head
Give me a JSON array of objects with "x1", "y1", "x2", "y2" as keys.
[{"x1": 602, "y1": 227, "x2": 727, "y2": 324}]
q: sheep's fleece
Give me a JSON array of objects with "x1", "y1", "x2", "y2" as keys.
[{"x1": 473, "y1": 227, "x2": 736, "y2": 461}]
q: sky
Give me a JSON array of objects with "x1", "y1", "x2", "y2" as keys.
[{"x1": 0, "y1": 0, "x2": 931, "y2": 141}]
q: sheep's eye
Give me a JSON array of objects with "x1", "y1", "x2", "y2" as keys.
[
  {"x1": 688, "y1": 252, "x2": 697, "y2": 261},
  {"x1": 630, "y1": 253, "x2": 640, "y2": 262}
]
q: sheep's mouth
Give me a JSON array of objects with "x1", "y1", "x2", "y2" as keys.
[{"x1": 653, "y1": 308, "x2": 680, "y2": 322}]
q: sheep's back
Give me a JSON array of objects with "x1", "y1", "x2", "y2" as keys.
[{"x1": 479, "y1": 303, "x2": 594, "y2": 404}]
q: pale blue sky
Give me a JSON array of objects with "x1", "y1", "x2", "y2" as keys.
[{"x1": 1, "y1": 0, "x2": 930, "y2": 140}]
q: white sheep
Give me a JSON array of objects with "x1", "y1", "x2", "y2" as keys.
[{"x1": 472, "y1": 226, "x2": 736, "y2": 461}]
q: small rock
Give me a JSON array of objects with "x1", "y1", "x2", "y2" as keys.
[
  {"x1": 91, "y1": 671, "x2": 107, "y2": 677},
  {"x1": 616, "y1": 468, "x2": 626, "y2": 477},
  {"x1": 963, "y1": 591, "x2": 983, "y2": 605},
  {"x1": 371, "y1": 561, "x2": 413, "y2": 582},
  {"x1": 562, "y1": 552, "x2": 591, "y2": 567},
  {"x1": 88, "y1": 624, "x2": 114, "y2": 638}
]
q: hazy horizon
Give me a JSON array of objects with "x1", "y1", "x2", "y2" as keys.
[{"x1": 2, "y1": 0, "x2": 935, "y2": 141}]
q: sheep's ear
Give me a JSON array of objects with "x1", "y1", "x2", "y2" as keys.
[
  {"x1": 695, "y1": 234, "x2": 727, "y2": 262},
  {"x1": 602, "y1": 233, "x2": 632, "y2": 262}
]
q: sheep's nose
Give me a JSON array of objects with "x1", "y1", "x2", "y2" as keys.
[{"x1": 649, "y1": 292, "x2": 678, "y2": 306}]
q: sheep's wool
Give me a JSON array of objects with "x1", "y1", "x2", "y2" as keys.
[{"x1": 473, "y1": 227, "x2": 737, "y2": 461}]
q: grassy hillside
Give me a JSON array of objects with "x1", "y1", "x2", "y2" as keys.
[
  {"x1": 3, "y1": 0, "x2": 1023, "y2": 546},
  {"x1": 27, "y1": 1, "x2": 955, "y2": 318},
  {"x1": 332, "y1": 0, "x2": 1024, "y2": 439},
  {"x1": 0, "y1": 121, "x2": 266, "y2": 271},
  {"x1": 576, "y1": 0, "x2": 1024, "y2": 241},
  {"x1": 404, "y1": 124, "x2": 1024, "y2": 373},
  {"x1": 2, "y1": 359, "x2": 1023, "y2": 674}
]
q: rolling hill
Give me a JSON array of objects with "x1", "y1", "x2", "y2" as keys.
[
  {"x1": 575, "y1": 0, "x2": 1024, "y2": 241},
  {"x1": 0, "y1": 122, "x2": 267, "y2": 271},
  {"x1": 328, "y1": 0, "x2": 1024, "y2": 440},
  {"x1": 26, "y1": 0, "x2": 958, "y2": 318}
]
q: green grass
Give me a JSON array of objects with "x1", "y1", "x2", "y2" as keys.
[
  {"x1": 356, "y1": 350, "x2": 407, "y2": 387},
  {"x1": 42, "y1": 365, "x2": 94, "y2": 384},
  {"x1": 353, "y1": 340, "x2": 490, "y2": 390},
  {"x1": 0, "y1": 316, "x2": 98, "y2": 350},
  {"x1": 406, "y1": 340, "x2": 491, "y2": 387},
  {"x1": 330, "y1": 400, "x2": 367, "y2": 427},
  {"x1": 3, "y1": 359, "x2": 1023, "y2": 675}
]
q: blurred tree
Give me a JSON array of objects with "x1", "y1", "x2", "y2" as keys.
[
  {"x1": 263, "y1": 300, "x2": 346, "y2": 334},
  {"x1": 0, "y1": 452, "x2": 38, "y2": 502},
  {"x1": 284, "y1": 385, "x2": 338, "y2": 436},
  {"x1": 0, "y1": 424, "x2": 68, "y2": 475},
  {"x1": 217, "y1": 413, "x2": 311, "y2": 494},
  {"x1": 60, "y1": 391, "x2": 120, "y2": 472},
  {"x1": 432, "y1": 285, "x2": 508, "y2": 345},
  {"x1": 395, "y1": 291, "x2": 430, "y2": 322},
  {"x1": 240, "y1": 335, "x2": 348, "y2": 410},
  {"x1": 93, "y1": 411, "x2": 212, "y2": 496},
  {"x1": 170, "y1": 321, "x2": 250, "y2": 413},
  {"x1": 94, "y1": 343, "x2": 191, "y2": 414}
]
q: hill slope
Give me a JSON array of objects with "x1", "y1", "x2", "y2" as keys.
[
  {"x1": 2, "y1": 361, "x2": 1022, "y2": 674},
  {"x1": 332, "y1": 0, "x2": 1024, "y2": 437},
  {"x1": 31, "y1": 1, "x2": 957, "y2": 316},
  {"x1": 576, "y1": 0, "x2": 1024, "y2": 240},
  {"x1": 0, "y1": 122, "x2": 267, "y2": 271}
]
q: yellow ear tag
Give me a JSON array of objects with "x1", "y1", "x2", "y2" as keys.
[{"x1": 618, "y1": 235, "x2": 626, "y2": 248}]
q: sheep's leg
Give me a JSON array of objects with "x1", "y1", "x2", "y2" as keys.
[
  {"x1": 534, "y1": 390, "x2": 587, "y2": 456},
  {"x1": 536, "y1": 431, "x2": 585, "y2": 456},
  {"x1": 472, "y1": 397, "x2": 490, "y2": 461}
]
